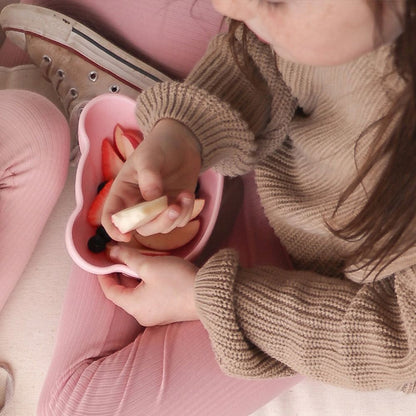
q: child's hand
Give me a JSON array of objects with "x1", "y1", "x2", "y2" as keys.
[
  {"x1": 101, "y1": 119, "x2": 202, "y2": 242},
  {"x1": 97, "y1": 245, "x2": 199, "y2": 326}
]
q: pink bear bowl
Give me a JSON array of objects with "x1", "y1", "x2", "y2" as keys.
[{"x1": 66, "y1": 94, "x2": 223, "y2": 278}]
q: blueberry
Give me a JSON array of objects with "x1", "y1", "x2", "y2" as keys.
[
  {"x1": 88, "y1": 234, "x2": 107, "y2": 253},
  {"x1": 96, "y1": 225, "x2": 112, "y2": 243},
  {"x1": 87, "y1": 225, "x2": 113, "y2": 253}
]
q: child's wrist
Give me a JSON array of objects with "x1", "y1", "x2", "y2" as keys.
[{"x1": 153, "y1": 118, "x2": 201, "y2": 159}]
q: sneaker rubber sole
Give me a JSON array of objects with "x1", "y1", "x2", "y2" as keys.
[{"x1": 0, "y1": 4, "x2": 171, "y2": 91}]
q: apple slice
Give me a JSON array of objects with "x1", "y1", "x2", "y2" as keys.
[
  {"x1": 123, "y1": 128, "x2": 143, "y2": 144},
  {"x1": 113, "y1": 124, "x2": 141, "y2": 160},
  {"x1": 102, "y1": 138, "x2": 124, "y2": 180},
  {"x1": 111, "y1": 240, "x2": 170, "y2": 256},
  {"x1": 134, "y1": 219, "x2": 200, "y2": 251},
  {"x1": 111, "y1": 195, "x2": 168, "y2": 234},
  {"x1": 191, "y1": 199, "x2": 205, "y2": 220}
]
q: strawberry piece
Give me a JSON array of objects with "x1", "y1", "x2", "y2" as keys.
[
  {"x1": 87, "y1": 179, "x2": 114, "y2": 227},
  {"x1": 102, "y1": 138, "x2": 124, "y2": 180}
]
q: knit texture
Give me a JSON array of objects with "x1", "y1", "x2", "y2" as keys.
[{"x1": 136, "y1": 31, "x2": 416, "y2": 392}]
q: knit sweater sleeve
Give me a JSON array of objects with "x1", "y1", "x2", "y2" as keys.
[
  {"x1": 136, "y1": 33, "x2": 295, "y2": 176},
  {"x1": 195, "y1": 249, "x2": 416, "y2": 392}
]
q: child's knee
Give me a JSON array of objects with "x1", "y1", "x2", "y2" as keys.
[
  {"x1": 0, "y1": 89, "x2": 69, "y2": 154},
  {"x1": 0, "y1": 90, "x2": 70, "y2": 182}
]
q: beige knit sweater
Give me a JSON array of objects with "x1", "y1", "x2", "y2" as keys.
[{"x1": 136, "y1": 30, "x2": 416, "y2": 393}]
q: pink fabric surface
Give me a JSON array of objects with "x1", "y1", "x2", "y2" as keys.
[
  {"x1": 19, "y1": 0, "x2": 226, "y2": 80},
  {"x1": 0, "y1": 89, "x2": 70, "y2": 311}
]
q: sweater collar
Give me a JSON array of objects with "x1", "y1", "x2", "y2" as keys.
[{"x1": 275, "y1": 41, "x2": 403, "y2": 115}]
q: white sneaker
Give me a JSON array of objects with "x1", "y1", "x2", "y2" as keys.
[
  {"x1": 0, "y1": 364, "x2": 13, "y2": 416},
  {"x1": 0, "y1": 4, "x2": 171, "y2": 144}
]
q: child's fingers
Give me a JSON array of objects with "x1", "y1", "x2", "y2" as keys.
[
  {"x1": 130, "y1": 143, "x2": 165, "y2": 201},
  {"x1": 107, "y1": 245, "x2": 153, "y2": 277},
  {"x1": 173, "y1": 192, "x2": 195, "y2": 228},
  {"x1": 137, "y1": 167, "x2": 164, "y2": 201},
  {"x1": 97, "y1": 274, "x2": 138, "y2": 313},
  {"x1": 120, "y1": 274, "x2": 141, "y2": 288},
  {"x1": 136, "y1": 191, "x2": 195, "y2": 236},
  {"x1": 101, "y1": 194, "x2": 133, "y2": 242}
]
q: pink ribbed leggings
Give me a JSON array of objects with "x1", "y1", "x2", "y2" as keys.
[
  {"x1": 37, "y1": 173, "x2": 301, "y2": 416},
  {"x1": 0, "y1": 89, "x2": 69, "y2": 311}
]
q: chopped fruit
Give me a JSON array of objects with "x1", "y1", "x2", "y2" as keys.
[
  {"x1": 96, "y1": 181, "x2": 109, "y2": 194},
  {"x1": 191, "y1": 199, "x2": 205, "y2": 220},
  {"x1": 113, "y1": 123, "x2": 141, "y2": 160},
  {"x1": 194, "y1": 180, "x2": 200, "y2": 196},
  {"x1": 101, "y1": 138, "x2": 124, "y2": 180},
  {"x1": 87, "y1": 180, "x2": 114, "y2": 227},
  {"x1": 88, "y1": 235, "x2": 106, "y2": 253},
  {"x1": 88, "y1": 225, "x2": 112, "y2": 253},
  {"x1": 123, "y1": 128, "x2": 143, "y2": 145},
  {"x1": 87, "y1": 122, "x2": 203, "y2": 258},
  {"x1": 136, "y1": 247, "x2": 170, "y2": 256},
  {"x1": 105, "y1": 240, "x2": 170, "y2": 257},
  {"x1": 134, "y1": 219, "x2": 200, "y2": 251},
  {"x1": 111, "y1": 195, "x2": 168, "y2": 234},
  {"x1": 96, "y1": 224, "x2": 112, "y2": 241}
]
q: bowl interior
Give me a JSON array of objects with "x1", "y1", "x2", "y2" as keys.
[{"x1": 66, "y1": 94, "x2": 223, "y2": 278}]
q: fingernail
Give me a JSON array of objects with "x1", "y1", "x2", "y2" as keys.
[{"x1": 168, "y1": 209, "x2": 179, "y2": 220}]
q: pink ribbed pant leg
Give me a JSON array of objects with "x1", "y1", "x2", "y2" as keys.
[
  {"x1": 37, "y1": 175, "x2": 300, "y2": 416},
  {"x1": 0, "y1": 90, "x2": 70, "y2": 311}
]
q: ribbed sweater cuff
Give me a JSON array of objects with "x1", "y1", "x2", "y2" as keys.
[
  {"x1": 136, "y1": 82, "x2": 256, "y2": 176},
  {"x1": 195, "y1": 249, "x2": 294, "y2": 378}
]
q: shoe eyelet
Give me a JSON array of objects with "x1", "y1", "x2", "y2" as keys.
[
  {"x1": 109, "y1": 85, "x2": 120, "y2": 93},
  {"x1": 57, "y1": 69, "x2": 65, "y2": 79},
  {"x1": 42, "y1": 55, "x2": 52, "y2": 64},
  {"x1": 69, "y1": 87, "x2": 79, "y2": 98},
  {"x1": 88, "y1": 71, "x2": 98, "y2": 82}
]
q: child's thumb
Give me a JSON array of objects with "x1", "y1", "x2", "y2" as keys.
[
  {"x1": 137, "y1": 167, "x2": 164, "y2": 201},
  {"x1": 108, "y1": 245, "x2": 149, "y2": 277}
]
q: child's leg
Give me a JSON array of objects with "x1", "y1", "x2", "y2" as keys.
[
  {"x1": 0, "y1": 90, "x2": 70, "y2": 310},
  {"x1": 38, "y1": 173, "x2": 300, "y2": 416},
  {"x1": 38, "y1": 266, "x2": 300, "y2": 416}
]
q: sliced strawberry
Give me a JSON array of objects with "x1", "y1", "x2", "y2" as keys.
[
  {"x1": 102, "y1": 138, "x2": 124, "y2": 180},
  {"x1": 87, "y1": 179, "x2": 114, "y2": 227}
]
